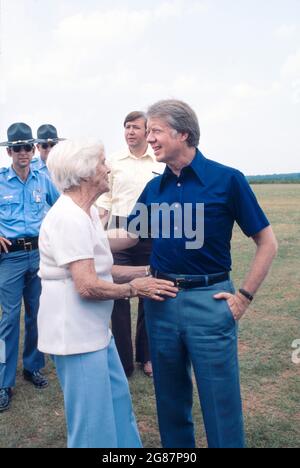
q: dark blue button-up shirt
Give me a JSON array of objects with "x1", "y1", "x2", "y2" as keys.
[{"x1": 127, "y1": 149, "x2": 269, "y2": 275}]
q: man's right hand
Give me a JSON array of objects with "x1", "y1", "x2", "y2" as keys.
[{"x1": 0, "y1": 237, "x2": 12, "y2": 253}]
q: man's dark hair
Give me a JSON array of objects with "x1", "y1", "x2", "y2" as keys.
[{"x1": 123, "y1": 111, "x2": 147, "y2": 128}]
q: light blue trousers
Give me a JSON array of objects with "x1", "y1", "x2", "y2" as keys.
[
  {"x1": 53, "y1": 338, "x2": 142, "y2": 448},
  {"x1": 0, "y1": 250, "x2": 45, "y2": 388},
  {"x1": 145, "y1": 279, "x2": 245, "y2": 448}
]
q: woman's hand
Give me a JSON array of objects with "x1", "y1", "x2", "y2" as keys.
[
  {"x1": 0, "y1": 237, "x2": 11, "y2": 253},
  {"x1": 213, "y1": 291, "x2": 251, "y2": 321},
  {"x1": 130, "y1": 277, "x2": 179, "y2": 301}
]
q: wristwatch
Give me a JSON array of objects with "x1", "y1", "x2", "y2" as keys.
[{"x1": 238, "y1": 288, "x2": 254, "y2": 302}]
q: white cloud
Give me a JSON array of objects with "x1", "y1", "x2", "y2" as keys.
[
  {"x1": 3, "y1": 1, "x2": 209, "y2": 97},
  {"x1": 154, "y1": 1, "x2": 182, "y2": 18},
  {"x1": 281, "y1": 50, "x2": 300, "y2": 104},
  {"x1": 291, "y1": 79, "x2": 300, "y2": 104},
  {"x1": 281, "y1": 50, "x2": 300, "y2": 78},
  {"x1": 231, "y1": 82, "x2": 281, "y2": 99},
  {"x1": 1, "y1": 0, "x2": 299, "y2": 174},
  {"x1": 154, "y1": 0, "x2": 207, "y2": 19},
  {"x1": 54, "y1": 9, "x2": 151, "y2": 46},
  {"x1": 52, "y1": 0, "x2": 207, "y2": 49},
  {"x1": 275, "y1": 24, "x2": 297, "y2": 39}
]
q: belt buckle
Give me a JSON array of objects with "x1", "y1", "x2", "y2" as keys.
[
  {"x1": 24, "y1": 242, "x2": 33, "y2": 251},
  {"x1": 16, "y1": 238, "x2": 33, "y2": 251},
  {"x1": 175, "y1": 278, "x2": 184, "y2": 289}
]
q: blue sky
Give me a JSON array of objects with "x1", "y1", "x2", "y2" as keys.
[{"x1": 0, "y1": 0, "x2": 299, "y2": 174}]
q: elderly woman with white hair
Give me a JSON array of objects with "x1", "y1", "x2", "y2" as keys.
[{"x1": 37, "y1": 139, "x2": 178, "y2": 448}]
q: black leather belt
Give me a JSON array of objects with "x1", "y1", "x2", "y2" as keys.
[
  {"x1": 150, "y1": 268, "x2": 229, "y2": 289},
  {"x1": 7, "y1": 237, "x2": 39, "y2": 252}
]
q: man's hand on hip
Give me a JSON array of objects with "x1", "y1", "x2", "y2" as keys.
[{"x1": 214, "y1": 291, "x2": 251, "y2": 321}]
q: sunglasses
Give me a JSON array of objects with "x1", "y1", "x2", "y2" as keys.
[
  {"x1": 10, "y1": 144, "x2": 34, "y2": 153},
  {"x1": 41, "y1": 142, "x2": 57, "y2": 150}
]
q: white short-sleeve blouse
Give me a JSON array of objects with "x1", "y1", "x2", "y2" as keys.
[{"x1": 37, "y1": 194, "x2": 114, "y2": 355}]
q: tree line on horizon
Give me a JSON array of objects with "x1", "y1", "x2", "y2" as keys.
[{"x1": 247, "y1": 173, "x2": 300, "y2": 184}]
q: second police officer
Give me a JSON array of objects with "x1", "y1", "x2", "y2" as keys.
[{"x1": 31, "y1": 124, "x2": 65, "y2": 178}]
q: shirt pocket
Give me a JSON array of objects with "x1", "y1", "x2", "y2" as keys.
[
  {"x1": 204, "y1": 201, "x2": 230, "y2": 238},
  {"x1": 30, "y1": 192, "x2": 47, "y2": 214},
  {"x1": 0, "y1": 195, "x2": 21, "y2": 220}
]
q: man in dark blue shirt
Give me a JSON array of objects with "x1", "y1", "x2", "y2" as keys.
[{"x1": 127, "y1": 100, "x2": 278, "y2": 448}]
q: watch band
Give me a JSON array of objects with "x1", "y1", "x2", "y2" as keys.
[{"x1": 239, "y1": 288, "x2": 254, "y2": 302}]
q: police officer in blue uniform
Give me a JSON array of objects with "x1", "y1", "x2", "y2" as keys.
[
  {"x1": 0, "y1": 122, "x2": 60, "y2": 412},
  {"x1": 31, "y1": 124, "x2": 65, "y2": 178}
]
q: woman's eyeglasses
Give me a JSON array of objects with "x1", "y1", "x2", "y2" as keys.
[{"x1": 10, "y1": 144, "x2": 34, "y2": 153}]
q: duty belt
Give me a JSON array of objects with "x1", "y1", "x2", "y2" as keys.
[{"x1": 6, "y1": 237, "x2": 39, "y2": 252}]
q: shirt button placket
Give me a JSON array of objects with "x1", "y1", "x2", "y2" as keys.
[
  {"x1": 177, "y1": 180, "x2": 183, "y2": 205},
  {"x1": 175, "y1": 180, "x2": 182, "y2": 235}
]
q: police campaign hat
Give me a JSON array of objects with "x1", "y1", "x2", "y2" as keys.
[
  {"x1": 0, "y1": 122, "x2": 36, "y2": 146},
  {"x1": 36, "y1": 124, "x2": 65, "y2": 143}
]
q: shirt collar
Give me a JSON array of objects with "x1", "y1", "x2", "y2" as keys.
[
  {"x1": 7, "y1": 165, "x2": 37, "y2": 182},
  {"x1": 159, "y1": 149, "x2": 206, "y2": 191},
  {"x1": 188, "y1": 149, "x2": 206, "y2": 184},
  {"x1": 116, "y1": 145, "x2": 156, "y2": 161}
]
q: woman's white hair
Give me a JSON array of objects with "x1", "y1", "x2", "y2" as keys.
[{"x1": 47, "y1": 139, "x2": 105, "y2": 192}]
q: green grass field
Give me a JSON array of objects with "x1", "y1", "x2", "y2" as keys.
[{"x1": 0, "y1": 184, "x2": 299, "y2": 448}]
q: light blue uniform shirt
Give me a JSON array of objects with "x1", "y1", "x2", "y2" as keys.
[
  {"x1": 31, "y1": 157, "x2": 50, "y2": 178},
  {"x1": 0, "y1": 166, "x2": 59, "y2": 239}
]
